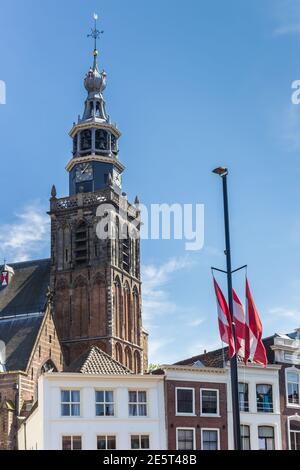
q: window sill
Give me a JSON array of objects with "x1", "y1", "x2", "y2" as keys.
[
  {"x1": 200, "y1": 414, "x2": 221, "y2": 418},
  {"x1": 175, "y1": 413, "x2": 196, "y2": 417},
  {"x1": 286, "y1": 404, "x2": 300, "y2": 409}
]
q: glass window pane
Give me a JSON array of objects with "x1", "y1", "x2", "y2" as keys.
[
  {"x1": 71, "y1": 404, "x2": 80, "y2": 416},
  {"x1": 97, "y1": 437, "x2": 106, "y2": 450},
  {"x1": 61, "y1": 404, "x2": 70, "y2": 416},
  {"x1": 96, "y1": 404, "x2": 104, "y2": 416},
  {"x1": 178, "y1": 430, "x2": 194, "y2": 450},
  {"x1": 288, "y1": 373, "x2": 298, "y2": 382},
  {"x1": 259, "y1": 426, "x2": 274, "y2": 438},
  {"x1": 138, "y1": 404, "x2": 147, "y2": 416},
  {"x1": 71, "y1": 391, "x2": 80, "y2": 403},
  {"x1": 138, "y1": 391, "x2": 147, "y2": 403},
  {"x1": 61, "y1": 390, "x2": 70, "y2": 402},
  {"x1": 131, "y1": 436, "x2": 140, "y2": 449},
  {"x1": 105, "y1": 391, "x2": 114, "y2": 403},
  {"x1": 107, "y1": 436, "x2": 116, "y2": 450},
  {"x1": 72, "y1": 436, "x2": 82, "y2": 450},
  {"x1": 256, "y1": 385, "x2": 273, "y2": 412},
  {"x1": 177, "y1": 389, "x2": 194, "y2": 413},
  {"x1": 202, "y1": 390, "x2": 217, "y2": 414},
  {"x1": 129, "y1": 391, "x2": 137, "y2": 403},
  {"x1": 141, "y1": 436, "x2": 150, "y2": 449},
  {"x1": 202, "y1": 430, "x2": 218, "y2": 451},
  {"x1": 62, "y1": 436, "x2": 71, "y2": 450},
  {"x1": 96, "y1": 391, "x2": 104, "y2": 403},
  {"x1": 129, "y1": 404, "x2": 137, "y2": 416},
  {"x1": 105, "y1": 404, "x2": 114, "y2": 416}
]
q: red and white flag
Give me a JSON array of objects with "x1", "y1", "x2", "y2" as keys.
[
  {"x1": 232, "y1": 289, "x2": 246, "y2": 357},
  {"x1": 213, "y1": 278, "x2": 235, "y2": 359},
  {"x1": 244, "y1": 278, "x2": 267, "y2": 366}
]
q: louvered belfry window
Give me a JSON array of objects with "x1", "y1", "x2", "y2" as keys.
[{"x1": 75, "y1": 222, "x2": 88, "y2": 265}]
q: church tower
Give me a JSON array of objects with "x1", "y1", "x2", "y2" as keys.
[{"x1": 49, "y1": 15, "x2": 148, "y2": 373}]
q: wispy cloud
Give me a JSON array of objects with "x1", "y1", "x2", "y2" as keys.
[
  {"x1": 273, "y1": 0, "x2": 300, "y2": 36},
  {"x1": 269, "y1": 306, "x2": 300, "y2": 320},
  {"x1": 142, "y1": 257, "x2": 194, "y2": 323},
  {"x1": 0, "y1": 203, "x2": 50, "y2": 262}
]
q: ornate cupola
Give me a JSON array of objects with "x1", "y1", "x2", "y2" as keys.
[{"x1": 67, "y1": 14, "x2": 124, "y2": 196}]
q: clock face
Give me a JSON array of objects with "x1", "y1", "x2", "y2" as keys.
[{"x1": 75, "y1": 163, "x2": 93, "y2": 182}]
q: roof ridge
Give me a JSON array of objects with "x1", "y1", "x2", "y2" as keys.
[{"x1": 84, "y1": 346, "x2": 131, "y2": 372}]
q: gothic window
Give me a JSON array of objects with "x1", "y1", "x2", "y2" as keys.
[
  {"x1": 134, "y1": 351, "x2": 141, "y2": 374},
  {"x1": 133, "y1": 287, "x2": 140, "y2": 345},
  {"x1": 115, "y1": 343, "x2": 123, "y2": 364},
  {"x1": 122, "y1": 226, "x2": 130, "y2": 273},
  {"x1": 80, "y1": 129, "x2": 92, "y2": 151},
  {"x1": 124, "y1": 284, "x2": 131, "y2": 342},
  {"x1": 95, "y1": 129, "x2": 108, "y2": 151},
  {"x1": 125, "y1": 347, "x2": 132, "y2": 371},
  {"x1": 74, "y1": 222, "x2": 88, "y2": 265},
  {"x1": 114, "y1": 278, "x2": 122, "y2": 338}
]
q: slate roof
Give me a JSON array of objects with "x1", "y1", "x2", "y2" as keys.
[
  {"x1": 66, "y1": 346, "x2": 131, "y2": 375},
  {"x1": 0, "y1": 315, "x2": 43, "y2": 371},
  {"x1": 0, "y1": 259, "x2": 51, "y2": 317},
  {"x1": 0, "y1": 259, "x2": 51, "y2": 372}
]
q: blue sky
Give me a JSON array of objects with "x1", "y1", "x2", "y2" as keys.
[{"x1": 1, "y1": 0, "x2": 300, "y2": 364}]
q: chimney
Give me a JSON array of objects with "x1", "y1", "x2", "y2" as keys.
[{"x1": 1, "y1": 264, "x2": 14, "y2": 287}]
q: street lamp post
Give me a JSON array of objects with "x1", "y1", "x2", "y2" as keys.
[{"x1": 213, "y1": 167, "x2": 241, "y2": 451}]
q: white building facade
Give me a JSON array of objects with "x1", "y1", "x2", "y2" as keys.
[
  {"x1": 18, "y1": 372, "x2": 167, "y2": 450},
  {"x1": 228, "y1": 364, "x2": 282, "y2": 450}
]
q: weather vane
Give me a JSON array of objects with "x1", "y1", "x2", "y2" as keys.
[{"x1": 88, "y1": 13, "x2": 104, "y2": 54}]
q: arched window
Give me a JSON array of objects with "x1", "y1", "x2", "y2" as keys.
[
  {"x1": 41, "y1": 360, "x2": 57, "y2": 374},
  {"x1": 75, "y1": 222, "x2": 88, "y2": 265},
  {"x1": 124, "y1": 284, "x2": 131, "y2": 342},
  {"x1": 115, "y1": 343, "x2": 123, "y2": 364},
  {"x1": 125, "y1": 347, "x2": 132, "y2": 371},
  {"x1": 134, "y1": 351, "x2": 141, "y2": 374},
  {"x1": 114, "y1": 278, "x2": 122, "y2": 338},
  {"x1": 95, "y1": 129, "x2": 108, "y2": 152},
  {"x1": 80, "y1": 129, "x2": 92, "y2": 152},
  {"x1": 133, "y1": 287, "x2": 140, "y2": 345}
]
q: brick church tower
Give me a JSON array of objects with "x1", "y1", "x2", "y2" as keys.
[{"x1": 49, "y1": 17, "x2": 148, "y2": 373}]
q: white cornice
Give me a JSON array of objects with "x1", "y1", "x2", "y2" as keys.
[
  {"x1": 65, "y1": 155, "x2": 125, "y2": 173},
  {"x1": 69, "y1": 121, "x2": 122, "y2": 139}
]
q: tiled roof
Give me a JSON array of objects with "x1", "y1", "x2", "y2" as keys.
[
  {"x1": 0, "y1": 315, "x2": 43, "y2": 371},
  {"x1": 66, "y1": 346, "x2": 131, "y2": 375},
  {"x1": 0, "y1": 259, "x2": 51, "y2": 317},
  {"x1": 174, "y1": 335, "x2": 278, "y2": 369}
]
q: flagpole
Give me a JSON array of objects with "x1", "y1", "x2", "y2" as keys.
[{"x1": 213, "y1": 167, "x2": 241, "y2": 451}]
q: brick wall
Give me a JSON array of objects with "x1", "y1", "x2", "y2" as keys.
[{"x1": 165, "y1": 379, "x2": 228, "y2": 450}]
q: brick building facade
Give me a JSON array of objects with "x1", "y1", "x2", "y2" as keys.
[
  {"x1": 155, "y1": 365, "x2": 228, "y2": 450},
  {"x1": 0, "y1": 260, "x2": 63, "y2": 449}
]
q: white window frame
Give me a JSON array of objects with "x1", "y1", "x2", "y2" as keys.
[
  {"x1": 175, "y1": 387, "x2": 195, "y2": 416},
  {"x1": 257, "y1": 425, "x2": 275, "y2": 451},
  {"x1": 61, "y1": 434, "x2": 83, "y2": 450},
  {"x1": 95, "y1": 389, "x2": 115, "y2": 417},
  {"x1": 176, "y1": 427, "x2": 196, "y2": 451},
  {"x1": 96, "y1": 434, "x2": 117, "y2": 450},
  {"x1": 256, "y1": 383, "x2": 274, "y2": 413},
  {"x1": 128, "y1": 390, "x2": 148, "y2": 417},
  {"x1": 240, "y1": 423, "x2": 251, "y2": 450},
  {"x1": 238, "y1": 381, "x2": 250, "y2": 412},
  {"x1": 200, "y1": 388, "x2": 220, "y2": 417},
  {"x1": 201, "y1": 428, "x2": 220, "y2": 451},
  {"x1": 288, "y1": 415, "x2": 300, "y2": 450},
  {"x1": 60, "y1": 389, "x2": 81, "y2": 418},
  {"x1": 130, "y1": 434, "x2": 150, "y2": 450},
  {"x1": 285, "y1": 367, "x2": 300, "y2": 408}
]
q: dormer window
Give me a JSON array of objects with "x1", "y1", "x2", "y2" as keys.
[{"x1": 287, "y1": 371, "x2": 300, "y2": 406}]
